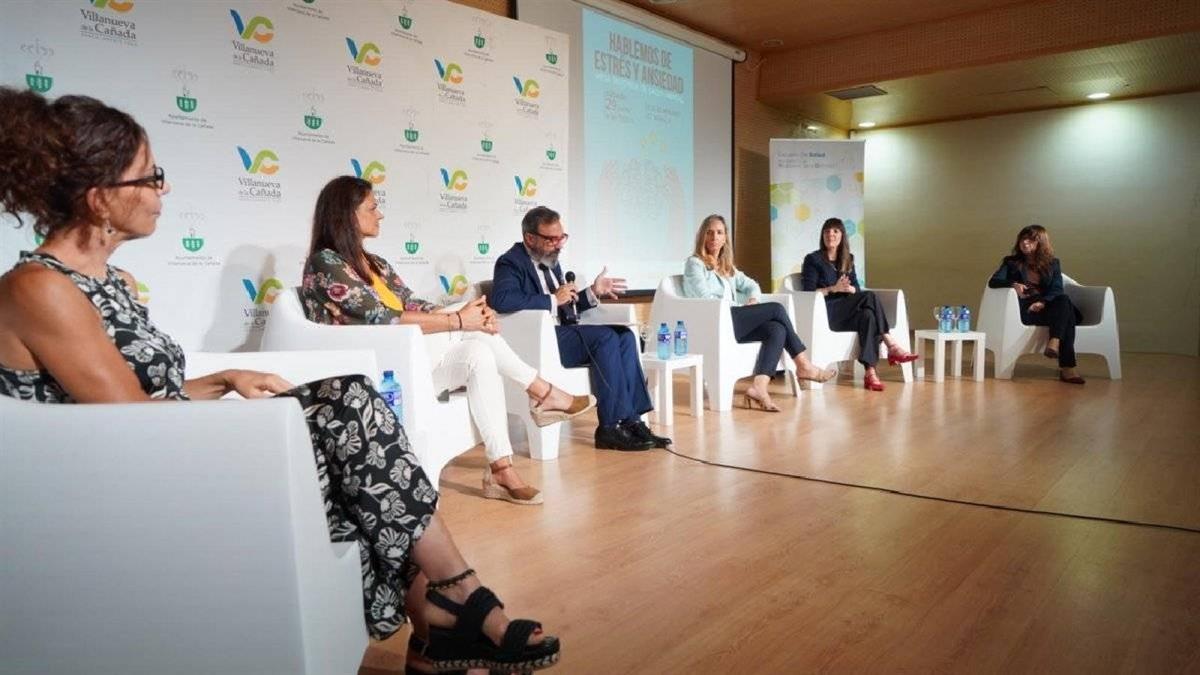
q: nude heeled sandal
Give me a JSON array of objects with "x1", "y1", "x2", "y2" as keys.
[{"x1": 528, "y1": 384, "x2": 595, "y2": 428}]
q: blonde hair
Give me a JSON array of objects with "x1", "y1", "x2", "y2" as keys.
[{"x1": 692, "y1": 214, "x2": 735, "y2": 277}]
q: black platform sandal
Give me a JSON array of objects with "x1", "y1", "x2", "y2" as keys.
[
  {"x1": 417, "y1": 569, "x2": 560, "y2": 672},
  {"x1": 408, "y1": 634, "x2": 532, "y2": 675}
]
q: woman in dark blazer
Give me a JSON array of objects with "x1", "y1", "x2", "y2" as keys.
[
  {"x1": 988, "y1": 224, "x2": 1085, "y2": 384},
  {"x1": 800, "y1": 218, "x2": 918, "y2": 391}
]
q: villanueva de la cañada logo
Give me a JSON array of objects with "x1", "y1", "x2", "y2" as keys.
[
  {"x1": 345, "y1": 37, "x2": 383, "y2": 92},
  {"x1": 22, "y1": 40, "x2": 54, "y2": 93},
  {"x1": 514, "y1": 176, "x2": 538, "y2": 198},
  {"x1": 399, "y1": 222, "x2": 424, "y2": 260},
  {"x1": 465, "y1": 16, "x2": 492, "y2": 63},
  {"x1": 513, "y1": 75, "x2": 541, "y2": 118},
  {"x1": 170, "y1": 208, "x2": 220, "y2": 268},
  {"x1": 541, "y1": 133, "x2": 561, "y2": 172},
  {"x1": 295, "y1": 90, "x2": 333, "y2": 144},
  {"x1": 243, "y1": 277, "x2": 284, "y2": 304},
  {"x1": 392, "y1": 2, "x2": 421, "y2": 44},
  {"x1": 394, "y1": 108, "x2": 428, "y2": 156},
  {"x1": 434, "y1": 59, "x2": 466, "y2": 106},
  {"x1": 351, "y1": 157, "x2": 387, "y2": 206},
  {"x1": 236, "y1": 146, "x2": 281, "y2": 202},
  {"x1": 287, "y1": 0, "x2": 328, "y2": 21},
  {"x1": 438, "y1": 167, "x2": 469, "y2": 212},
  {"x1": 541, "y1": 37, "x2": 564, "y2": 78},
  {"x1": 175, "y1": 69, "x2": 197, "y2": 113},
  {"x1": 229, "y1": 8, "x2": 276, "y2": 70},
  {"x1": 475, "y1": 226, "x2": 492, "y2": 258},
  {"x1": 81, "y1": 0, "x2": 138, "y2": 46},
  {"x1": 242, "y1": 277, "x2": 283, "y2": 329},
  {"x1": 473, "y1": 121, "x2": 498, "y2": 164},
  {"x1": 404, "y1": 108, "x2": 420, "y2": 142},
  {"x1": 162, "y1": 68, "x2": 213, "y2": 130},
  {"x1": 440, "y1": 273, "x2": 469, "y2": 298},
  {"x1": 513, "y1": 175, "x2": 539, "y2": 214},
  {"x1": 351, "y1": 158, "x2": 386, "y2": 184}
]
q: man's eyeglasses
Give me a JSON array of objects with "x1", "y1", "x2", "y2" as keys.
[
  {"x1": 108, "y1": 165, "x2": 166, "y2": 190},
  {"x1": 531, "y1": 231, "x2": 569, "y2": 245}
]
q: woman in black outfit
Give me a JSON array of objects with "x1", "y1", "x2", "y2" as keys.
[
  {"x1": 800, "y1": 218, "x2": 918, "y2": 391},
  {"x1": 988, "y1": 224, "x2": 1085, "y2": 384}
]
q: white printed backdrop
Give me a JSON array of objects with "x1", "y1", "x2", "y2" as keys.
[
  {"x1": 0, "y1": 0, "x2": 569, "y2": 351},
  {"x1": 769, "y1": 139, "x2": 866, "y2": 289}
]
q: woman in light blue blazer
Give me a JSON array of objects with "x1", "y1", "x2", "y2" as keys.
[{"x1": 681, "y1": 215, "x2": 834, "y2": 411}]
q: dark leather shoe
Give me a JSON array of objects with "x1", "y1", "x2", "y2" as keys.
[
  {"x1": 621, "y1": 420, "x2": 672, "y2": 448},
  {"x1": 594, "y1": 425, "x2": 654, "y2": 451}
]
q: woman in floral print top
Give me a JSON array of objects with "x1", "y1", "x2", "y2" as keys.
[{"x1": 302, "y1": 176, "x2": 595, "y2": 506}]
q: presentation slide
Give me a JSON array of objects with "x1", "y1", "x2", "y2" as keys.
[
  {"x1": 581, "y1": 9, "x2": 693, "y2": 282},
  {"x1": 517, "y1": 0, "x2": 733, "y2": 291}
]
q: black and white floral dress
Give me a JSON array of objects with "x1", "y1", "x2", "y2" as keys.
[{"x1": 0, "y1": 251, "x2": 437, "y2": 639}]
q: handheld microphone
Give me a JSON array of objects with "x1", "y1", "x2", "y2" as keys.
[{"x1": 563, "y1": 271, "x2": 580, "y2": 324}]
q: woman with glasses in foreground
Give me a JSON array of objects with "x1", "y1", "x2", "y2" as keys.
[{"x1": 0, "y1": 88, "x2": 560, "y2": 674}]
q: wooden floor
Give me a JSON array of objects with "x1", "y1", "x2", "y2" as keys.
[{"x1": 362, "y1": 353, "x2": 1200, "y2": 674}]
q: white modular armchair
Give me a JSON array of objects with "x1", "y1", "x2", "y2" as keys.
[
  {"x1": 977, "y1": 274, "x2": 1121, "y2": 379},
  {"x1": 780, "y1": 273, "x2": 914, "y2": 386},
  {"x1": 647, "y1": 275, "x2": 801, "y2": 411},
  {"x1": 0, "y1": 349, "x2": 377, "y2": 675},
  {"x1": 475, "y1": 280, "x2": 638, "y2": 460},
  {"x1": 261, "y1": 288, "x2": 481, "y2": 488}
]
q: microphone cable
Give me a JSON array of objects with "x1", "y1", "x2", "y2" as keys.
[{"x1": 659, "y1": 445, "x2": 1200, "y2": 535}]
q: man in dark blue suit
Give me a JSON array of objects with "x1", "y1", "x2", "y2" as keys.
[{"x1": 490, "y1": 206, "x2": 670, "y2": 451}]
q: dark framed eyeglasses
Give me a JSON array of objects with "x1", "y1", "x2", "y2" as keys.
[
  {"x1": 108, "y1": 165, "x2": 166, "y2": 190},
  {"x1": 531, "y1": 231, "x2": 569, "y2": 245}
]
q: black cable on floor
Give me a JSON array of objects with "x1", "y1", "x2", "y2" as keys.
[{"x1": 661, "y1": 446, "x2": 1200, "y2": 536}]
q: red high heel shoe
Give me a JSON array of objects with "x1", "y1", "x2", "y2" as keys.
[
  {"x1": 886, "y1": 347, "x2": 920, "y2": 366},
  {"x1": 864, "y1": 373, "x2": 885, "y2": 391}
]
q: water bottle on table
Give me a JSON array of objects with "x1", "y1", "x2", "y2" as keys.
[
  {"x1": 957, "y1": 305, "x2": 971, "y2": 332},
  {"x1": 379, "y1": 370, "x2": 403, "y2": 424},
  {"x1": 673, "y1": 320, "x2": 688, "y2": 356},
  {"x1": 939, "y1": 306, "x2": 954, "y2": 333},
  {"x1": 656, "y1": 322, "x2": 672, "y2": 359}
]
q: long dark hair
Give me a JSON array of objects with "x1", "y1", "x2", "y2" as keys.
[
  {"x1": 819, "y1": 217, "x2": 853, "y2": 274},
  {"x1": 308, "y1": 175, "x2": 379, "y2": 282},
  {"x1": 1011, "y1": 224, "x2": 1054, "y2": 275},
  {"x1": 0, "y1": 87, "x2": 147, "y2": 238}
]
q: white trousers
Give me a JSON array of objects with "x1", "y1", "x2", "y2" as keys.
[{"x1": 429, "y1": 332, "x2": 538, "y2": 462}]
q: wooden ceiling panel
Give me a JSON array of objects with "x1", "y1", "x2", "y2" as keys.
[
  {"x1": 613, "y1": 0, "x2": 1200, "y2": 128},
  {"x1": 621, "y1": 0, "x2": 1031, "y2": 52},
  {"x1": 849, "y1": 32, "x2": 1200, "y2": 127}
]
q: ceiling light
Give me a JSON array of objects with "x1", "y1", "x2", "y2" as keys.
[
  {"x1": 805, "y1": 125, "x2": 819, "y2": 131},
  {"x1": 762, "y1": 38, "x2": 784, "y2": 48},
  {"x1": 858, "y1": 121, "x2": 877, "y2": 128},
  {"x1": 1086, "y1": 91, "x2": 1111, "y2": 100}
]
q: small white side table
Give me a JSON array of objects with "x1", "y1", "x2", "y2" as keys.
[
  {"x1": 914, "y1": 330, "x2": 985, "y2": 383},
  {"x1": 640, "y1": 353, "x2": 704, "y2": 427}
]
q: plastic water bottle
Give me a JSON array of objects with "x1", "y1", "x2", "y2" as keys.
[
  {"x1": 939, "y1": 306, "x2": 954, "y2": 333},
  {"x1": 379, "y1": 370, "x2": 403, "y2": 425},
  {"x1": 673, "y1": 320, "x2": 688, "y2": 356},
  {"x1": 656, "y1": 322, "x2": 672, "y2": 359},
  {"x1": 957, "y1": 305, "x2": 971, "y2": 332}
]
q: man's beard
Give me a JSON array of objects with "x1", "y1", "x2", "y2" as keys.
[{"x1": 530, "y1": 248, "x2": 560, "y2": 268}]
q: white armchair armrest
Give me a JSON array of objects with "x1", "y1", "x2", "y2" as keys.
[
  {"x1": 0, "y1": 395, "x2": 367, "y2": 674},
  {"x1": 580, "y1": 303, "x2": 637, "y2": 326}
]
